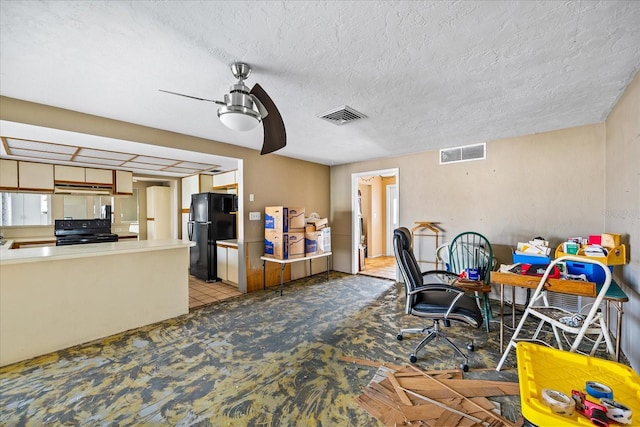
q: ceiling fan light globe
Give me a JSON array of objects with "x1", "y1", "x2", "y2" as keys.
[{"x1": 217, "y1": 106, "x2": 261, "y2": 131}]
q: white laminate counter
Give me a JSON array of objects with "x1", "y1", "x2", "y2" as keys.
[
  {"x1": 0, "y1": 239, "x2": 193, "y2": 366},
  {"x1": 0, "y1": 239, "x2": 192, "y2": 265}
]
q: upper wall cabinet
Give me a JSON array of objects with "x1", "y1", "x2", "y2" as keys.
[
  {"x1": 54, "y1": 165, "x2": 85, "y2": 183},
  {"x1": 55, "y1": 165, "x2": 114, "y2": 185},
  {"x1": 18, "y1": 161, "x2": 54, "y2": 192},
  {"x1": 85, "y1": 168, "x2": 113, "y2": 184},
  {"x1": 181, "y1": 174, "x2": 213, "y2": 208},
  {"x1": 114, "y1": 170, "x2": 133, "y2": 195},
  {"x1": 0, "y1": 159, "x2": 19, "y2": 190},
  {"x1": 213, "y1": 170, "x2": 237, "y2": 190}
]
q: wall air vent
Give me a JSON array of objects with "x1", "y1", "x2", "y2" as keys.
[
  {"x1": 317, "y1": 105, "x2": 367, "y2": 125},
  {"x1": 439, "y1": 143, "x2": 486, "y2": 165}
]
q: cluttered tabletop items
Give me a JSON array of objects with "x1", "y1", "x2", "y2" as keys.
[
  {"x1": 491, "y1": 233, "x2": 629, "y2": 361},
  {"x1": 499, "y1": 233, "x2": 627, "y2": 286}
]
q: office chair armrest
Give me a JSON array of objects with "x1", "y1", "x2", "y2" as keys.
[
  {"x1": 410, "y1": 284, "x2": 473, "y2": 318},
  {"x1": 421, "y1": 270, "x2": 459, "y2": 285},
  {"x1": 409, "y1": 284, "x2": 465, "y2": 296}
]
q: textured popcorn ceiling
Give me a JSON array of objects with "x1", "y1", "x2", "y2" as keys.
[{"x1": 1, "y1": 1, "x2": 639, "y2": 166}]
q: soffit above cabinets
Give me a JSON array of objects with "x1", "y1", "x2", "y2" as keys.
[{"x1": 0, "y1": 120, "x2": 238, "y2": 178}]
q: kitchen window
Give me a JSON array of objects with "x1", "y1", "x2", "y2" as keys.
[{"x1": 0, "y1": 193, "x2": 52, "y2": 226}]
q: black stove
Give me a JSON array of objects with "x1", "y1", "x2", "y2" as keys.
[{"x1": 55, "y1": 219, "x2": 119, "y2": 246}]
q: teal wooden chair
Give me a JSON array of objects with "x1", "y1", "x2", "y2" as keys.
[{"x1": 448, "y1": 232, "x2": 494, "y2": 332}]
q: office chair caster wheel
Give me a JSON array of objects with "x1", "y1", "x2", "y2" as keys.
[
  {"x1": 467, "y1": 343, "x2": 475, "y2": 352},
  {"x1": 397, "y1": 334, "x2": 403, "y2": 341},
  {"x1": 460, "y1": 363, "x2": 469, "y2": 372},
  {"x1": 409, "y1": 354, "x2": 417, "y2": 363}
]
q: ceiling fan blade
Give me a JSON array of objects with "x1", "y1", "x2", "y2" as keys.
[
  {"x1": 250, "y1": 83, "x2": 286, "y2": 155},
  {"x1": 159, "y1": 89, "x2": 224, "y2": 105}
]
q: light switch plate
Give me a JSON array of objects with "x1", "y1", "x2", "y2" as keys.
[{"x1": 249, "y1": 211, "x2": 261, "y2": 221}]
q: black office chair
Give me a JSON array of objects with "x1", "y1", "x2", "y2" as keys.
[{"x1": 393, "y1": 227, "x2": 483, "y2": 371}]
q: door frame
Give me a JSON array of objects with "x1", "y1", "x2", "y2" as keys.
[
  {"x1": 351, "y1": 168, "x2": 399, "y2": 274},
  {"x1": 385, "y1": 184, "x2": 398, "y2": 255}
]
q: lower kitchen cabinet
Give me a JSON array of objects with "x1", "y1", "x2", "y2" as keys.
[{"x1": 216, "y1": 243, "x2": 238, "y2": 285}]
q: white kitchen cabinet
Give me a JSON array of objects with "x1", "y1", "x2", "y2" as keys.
[
  {"x1": 146, "y1": 186, "x2": 171, "y2": 240},
  {"x1": 85, "y1": 168, "x2": 113, "y2": 184},
  {"x1": 227, "y1": 246, "x2": 238, "y2": 284},
  {"x1": 54, "y1": 165, "x2": 85, "y2": 182},
  {"x1": 0, "y1": 159, "x2": 18, "y2": 189},
  {"x1": 212, "y1": 170, "x2": 237, "y2": 188},
  {"x1": 216, "y1": 245, "x2": 228, "y2": 281},
  {"x1": 114, "y1": 170, "x2": 133, "y2": 195},
  {"x1": 18, "y1": 161, "x2": 54, "y2": 191},
  {"x1": 181, "y1": 174, "x2": 213, "y2": 209},
  {"x1": 216, "y1": 243, "x2": 238, "y2": 285}
]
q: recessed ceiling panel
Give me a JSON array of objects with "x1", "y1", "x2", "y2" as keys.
[
  {"x1": 162, "y1": 166, "x2": 202, "y2": 173},
  {"x1": 76, "y1": 148, "x2": 134, "y2": 161},
  {"x1": 177, "y1": 161, "x2": 219, "y2": 169},
  {"x1": 0, "y1": 121, "x2": 239, "y2": 178},
  {"x1": 6, "y1": 138, "x2": 77, "y2": 154},
  {"x1": 9, "y1": 148, "x2": 72, "y2": 161},
  {"x1": 133, "y1": 156, "x2": 178, "y2": 166},
  {"x1": 73, "y1": 156, "x2": 125, "y2": 166},
  {"x1": 121, "y1": 161, "x2": 166, "y2": 170}
]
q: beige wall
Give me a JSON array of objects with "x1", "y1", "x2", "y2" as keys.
[
  {"x1": 0, "y1": 96, "x2": 331, "y2": 292},
  {"x1": 604, "y1": 71, "x2": 639, "y2": 370},
  {"x1": 330, "y1": 79, "x2": 639, "y2": 370},
  {"x1": 331, "y1": 123, "x2": 606, "y2": 271}
]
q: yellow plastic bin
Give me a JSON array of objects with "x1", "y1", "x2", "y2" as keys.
[{"x1": 516, "y1": 342, "x2": 640, "y2": 426}]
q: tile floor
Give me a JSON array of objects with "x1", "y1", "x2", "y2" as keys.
[{"x1": 188, "y1": 275, "x2": 242, "y2": 310}]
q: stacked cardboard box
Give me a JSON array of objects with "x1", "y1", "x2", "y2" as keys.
[
  {"x1": 264, "y1": 206, "x2": 305, "y2": 259},
  {"x1": 305, "y1": 216, "x2": 331, "y2": 256}
]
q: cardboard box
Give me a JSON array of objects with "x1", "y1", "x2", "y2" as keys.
[
  {"x1": 601, "y1": 233, "x2": 621, "y2": 248},
  {"x1": 306, "y1": 216, "x2": 328, "y2": 230},
  {"x1": 288, "y1": 207, "x2": 306, "y2": 231},
  {"x1": 264, "y1": 230, "x2": 305, "y2": 259},
  {"x1": 265, "y1": 206, "x2": 305, "y2": 232},
  {"x1": 288, "y1": 232, "x2": 305, "y2": 259},
  {"x1": 264, "y1": 230, "x2": 287, "y2": 259},
  {"x1": 305, "y1": 226, "x2": 319, "y2": 256}
]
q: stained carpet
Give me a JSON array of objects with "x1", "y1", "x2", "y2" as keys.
[{"x1": 0, "y1": 272, "x2": 624, "y2": 426}]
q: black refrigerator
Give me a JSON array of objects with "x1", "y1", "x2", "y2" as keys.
[{"x1": 188, "y1": 193, "x2": 237, "y2": 281}]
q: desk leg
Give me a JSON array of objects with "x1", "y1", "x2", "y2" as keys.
[
  {"x1": 511, "y1": 287, "x2": 516, "y2": 328},
  {"x1": 614, "y1": 301, "x2": 623, "y2": 362},
  {"x1": 263, "y1": 260, "x2": 266, "y2": 291},
  {"x1": 500, "y1": 283, "x2": 504, "y2": 353},
  {"x1": 326, "y1": 255, "x2": 329, "y2": 280},
  {"x1": 280, "y1": 263, "x2": 285, "y2": 296}
]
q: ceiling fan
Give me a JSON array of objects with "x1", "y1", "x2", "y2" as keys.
[{"x1": 160, "y1": 62, "x2": 286, "y2": 155}]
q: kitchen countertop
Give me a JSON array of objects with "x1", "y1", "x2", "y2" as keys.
[{"x1": 0, "y1": 239, "x2": 193, "y2": 265}]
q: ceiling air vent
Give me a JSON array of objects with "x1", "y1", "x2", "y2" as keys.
[
  {"x1": 317, "y1": 105, "x2": 367, "y2": 125},
  {"x1": 440, "y1": 143, "x2": 486, "y2": 165}
]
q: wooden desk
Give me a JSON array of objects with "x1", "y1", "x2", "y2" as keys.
[
  {"x1": 491, "y1": 271, "x2": 628, "y2": 361},
  {"x1": 261, "y1": 252, "x2": 332, "y2": 296}
]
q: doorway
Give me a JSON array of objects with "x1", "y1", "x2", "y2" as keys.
[{"x1": 351, "y1": 168, "x2": 399, "y2": 279}]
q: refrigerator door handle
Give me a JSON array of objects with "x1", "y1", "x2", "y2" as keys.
[{"x1": 187, "y1": 221, "x2": 193, "y2": 241}]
